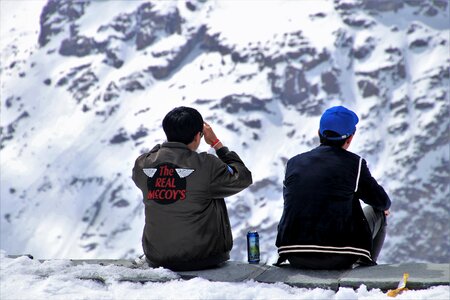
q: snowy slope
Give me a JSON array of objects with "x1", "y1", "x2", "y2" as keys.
[{"x1": 1, "y1": 0, "x2": 449, "y2": 265}]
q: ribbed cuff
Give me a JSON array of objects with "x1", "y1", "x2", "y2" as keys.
[{"x1": 215, "y1": 146, "x2": 230, "y2": 158}]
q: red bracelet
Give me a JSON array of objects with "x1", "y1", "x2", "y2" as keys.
[{"x1": 211, "y1": 139, "x2": 220, "y2": 148}]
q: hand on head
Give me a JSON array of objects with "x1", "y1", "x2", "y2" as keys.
[
  {"x1": 202, "y1": 122, "x2": 218, "y2": 145},
  {"x1": 203, "y1": 122, "x2": 223, "y2": 149}
]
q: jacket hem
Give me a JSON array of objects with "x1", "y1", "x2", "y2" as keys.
[
  {"x1": 278, "y1": 245, "x2": 372, "y2": 261},
  {"x1": 146, "y1": 252, "x2": 230, "y2": 271}
]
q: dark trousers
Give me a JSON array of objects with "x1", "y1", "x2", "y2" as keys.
[
  {"x1": 288, "y1": 206, "x2": 387, "y2": 269},
  {"x1": 363, "y1": 205, "x2": 387, "y2": 262}
]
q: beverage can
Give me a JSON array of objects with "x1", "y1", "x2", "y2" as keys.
[{"x1": 247, "y1": 231, "x2": 260, "y2": 264}]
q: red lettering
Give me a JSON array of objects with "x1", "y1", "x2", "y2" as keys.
[
  {"x1": 167, "y1": 178, "x2": 175, "y2": 188},
  {"x1": 155, "y1": 177, "x2": 176, "y2": 188},
  {"x1": 159, "y1": 165, "x2": 175, "y2": 176},
  {"x1": 147, "y1": 189, "x2": 187, "y2": 201},
  {"x1": 154, "y1": 178, "x2": 163, "y2": 188},
  {"x1": 163, "y1": 190, "x2": 173, "y2": 200},
  {"x1": 147, "y1": 190, "x2": 156, "y2": 199}
]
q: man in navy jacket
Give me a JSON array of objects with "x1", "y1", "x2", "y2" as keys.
[{"x1": 276, "y1": 106, "x2": 391, "y2": 269}]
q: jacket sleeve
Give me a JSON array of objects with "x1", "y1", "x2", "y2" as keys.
[
  {"x1": 132, "y1": 153, "x2": 148, "y2": 193},
  {"x1": 355, "y1": 159, "x2": 391, "y2": 211},
  {"x1": 132, "y1": 145, "x2": 160, "y2": 194},
  {"x1": 208, "y1": 147, "x2": 252, "y2": 199}
]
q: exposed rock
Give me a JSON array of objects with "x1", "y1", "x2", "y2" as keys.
[
  {"x1": 103, "y1": 49, "x2": 124, "y2": 69},
  {"x1": 407, "y1": 22, "x2": 423, "y2": 34},
  {"x1": 333, "y1": 28, "x2": 353, "y2": 48},
  {"x1": 321, "y1": 71, "x2": 340, "y2": 94},
  {"x1": 135, "y1": 3, "x2": 182, "y2": 50},
  {"x1": 385, "y1": 47, "x2": 402, "y2": 55},
  {"x1": 357, "y1": 80, "x2": 379, "y2": 97},
  {"x1": 404, "y1": 0, "x2": 422, "y2": 6},
  {"x1": 130, "y1": 126, "x2": 148, "y2": 140},
  {"x1": 110, "y1": 128, "x2": 129, "y2": 144},
  {"x1": 241, "y1": 119, "x2": 262, "y2": 129},
  {"x1": 309, "y1": 12, "x2": 326, "y2": 19},
  {"x1": 201, "y1": 32, "x2": 234, "y2": 56},
  {"x1": 409, "y1": 38, "x2": 429, "y2": 49},
  {"x1": 343, "y1": 16, "x2": 375, "y2": 28},
  {"x1": 388, "y1": 122, "x2": 409, "y2": 135},
  {"x1": 102, "y1": 13, "x2": 136, "y2": 41},
  {"x1": 425, "y1": 6, "x2": 439, "y2": 16},
  {"x1": 56, "y1": 63, "x2": 91, "y2": 86},
  {"x1": 185, "y1": 1, "x2": 197, "y2": 12},
  {"x1": 248, "y1": 178, "x2": 278, "y2": 193},
  {"x1": 361, "y1": 0, "x2": 403, "y2": 12},
  {"x1": 59, "y1": 36, "x2": 101, "y2": 57},
  {"x1": 389, "y1": 96, "x2": 409, "y2": 116},
  {"x1": 113, "y1": 199, "x2": 129, "y2": 208},
  {"x1": 414, "y1": 97, "x2": 435, "y2": 110},
  {"x1": 302, "y1": 50, "x2": 330, "y2": 71},
  {"x1": 193, "y1": 99, "x2": 215, "y2": 105},
  {"x1": 334, "y1": 0, "x2": 362, "y2": 11},
  {"x1": 38, "y1": 0, "x2": 88, "y2": 47},
  {"x1": 352, "y1": 45, "x2": 371, "y2": 60},
  {"x1": 0, "y1": 111, "x2": 29, "y2": 150},
  {"x1": 103, "y1": 82, "x2": 120, "y2": 102},
  {"x1": 429, "y1": 66, "x2": 449, "y2": 88},
  {"x1": 67, "y1": 71, "x2": 98, "y2": 103},
  {"x1": 146, "y1": 26, "x2": 207, "y2": 79},
  {"x1": 225, "y1": 123, "x2": 239, "y2": 133},
  {"x1": 211, "y1": 94, "x2": 270, "y2": 114},
  {"x1": 119, "y1": 73, "x2": 146, "y2": 92},
  {"x1": 280, "y1": 66, "x2": 309, "y2": 105},
  {"x1": 5, "y1": 96, "x2": 14, "y2": 108}
]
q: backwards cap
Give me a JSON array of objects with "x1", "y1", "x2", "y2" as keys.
[{"x1": 319, "y1": 106, "x2": 359, "y2": 140}]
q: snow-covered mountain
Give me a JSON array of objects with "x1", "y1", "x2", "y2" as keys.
[{"x1": 1, "y1": 0, "x2": 448, "y2": 264}]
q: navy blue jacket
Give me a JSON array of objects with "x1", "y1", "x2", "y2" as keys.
[{"x1": 276, "y1": 145, "x2": 391, "y2": 262}]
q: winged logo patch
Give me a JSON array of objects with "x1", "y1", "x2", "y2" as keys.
[
  {"x1": 175, "y1": 168, "x2": 195, "y2": 178},
  {"x1": 143, "y1": 168, "x2": 157, "y2": 178},
  {"x1": 144, "y1": 163, "x2": 195, "y2": 205}
]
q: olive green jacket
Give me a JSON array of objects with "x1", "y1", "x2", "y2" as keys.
[{"x1": 132, "y1": 142, "x2": 252, "y2": 270}]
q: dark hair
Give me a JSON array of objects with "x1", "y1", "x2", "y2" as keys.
[
  {"x1": 162, "y1": 107, "x2": 203, "y2": 144},
  {"x1": 319, "y1": 130, "x2": 351, "y2": 148}
]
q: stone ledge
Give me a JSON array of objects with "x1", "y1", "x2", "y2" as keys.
[
  {"x1": 7, "y1": 256, "x2": 449, "y2": 291},
  {"x1": 176, "y1": 261, "x2": 450, "y2": 291},
  {"x1": 339, "y1": 262, "x2": 450, "y2": 290}
]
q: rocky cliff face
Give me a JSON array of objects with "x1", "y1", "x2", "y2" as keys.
[{"x1": 1, "y1": 0, "x2": 448, "y2": 263}]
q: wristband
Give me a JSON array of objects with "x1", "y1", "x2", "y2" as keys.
[{"x1": 211, "y1": 139, "x2": 221, "y2": 148}]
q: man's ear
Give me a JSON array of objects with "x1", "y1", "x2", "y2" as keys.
[
  {"x1": 193, "y1": 132, "x2": 202, "y2": 144},
  {"x1": 345, "y1": 134, "x2": 354, "y2": 147}
]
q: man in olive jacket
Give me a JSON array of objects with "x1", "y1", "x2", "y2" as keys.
[
  {"x1": 276, "y1": 106, "x2": 391, "y2": 269},
  {"x1": 132, "y1": 107, "x2": 252, "y2": 271}
]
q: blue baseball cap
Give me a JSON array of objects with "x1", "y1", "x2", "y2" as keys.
[{"x1": 319, "y1": 106, "x2": 359, "y2": 140}]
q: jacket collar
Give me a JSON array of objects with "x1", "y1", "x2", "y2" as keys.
[{"x1": 161, "y1": 141, "x2": 191, "y2": 150}]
